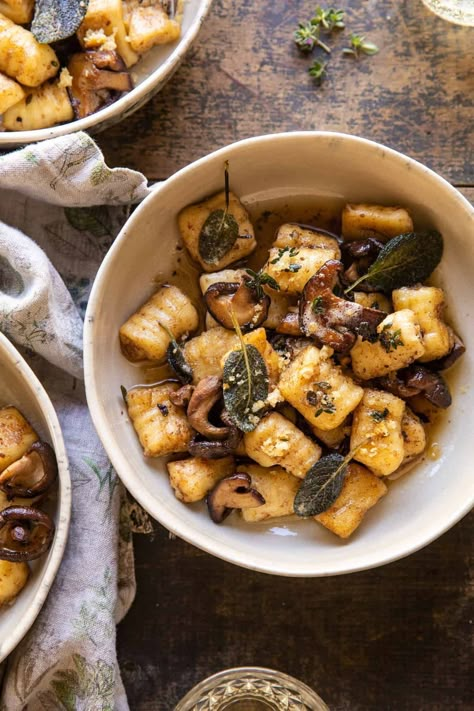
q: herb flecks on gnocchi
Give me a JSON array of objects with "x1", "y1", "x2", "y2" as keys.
[{"x1": 120, "y1": 182, "x2": 463, "y2": 540}]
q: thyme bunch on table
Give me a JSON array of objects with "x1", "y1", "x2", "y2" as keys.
[{"x1": 293, "y1": 5, "x2": 379, "y2": 86}]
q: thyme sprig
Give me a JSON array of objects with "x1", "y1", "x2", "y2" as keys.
[{"x1": 342, "y1": 33, "x2": 379, "y2": 58}]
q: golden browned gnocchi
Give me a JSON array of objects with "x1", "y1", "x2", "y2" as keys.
[{"x1": 121, "y1": 186, "x2": 462, "y2": 540}]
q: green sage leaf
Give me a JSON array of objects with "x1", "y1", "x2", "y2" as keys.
[
  {"x1": 294, "y1": 453, "x2": 348, "y2": 517},
  {"x1": 346, "y1": 231, "x2": 443, "y2": 293},
  {"x1": 160, "y1": 322, "x2": 193, "y2": 384},
  {"x1": 198, "y1": 210, "x2": 239, "y2": 265},
  {"x1": 32, "y1": 0, "x2": 89, "y2": 43},
  {"x1": 223, "y1": 344, "x2": 268, "y2": 432}
]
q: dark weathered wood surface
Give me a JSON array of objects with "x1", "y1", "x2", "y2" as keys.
[
  {"x1": 100, "y1": 0, "x2": 474, "y2": 184},
  {"x1": 97, "y1": 1, "x2": 474, "y2": 708}
]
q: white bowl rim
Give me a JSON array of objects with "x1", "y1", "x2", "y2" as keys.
[
  {"x1": 0, "y1": 332, "x2": 71, "y2": 660},
  {"x1": 0, "y1": 0, "x2": 214, "y2": 146},
  {"x1": 84, "y1": 131, "x2": 474, "y2": 577}
]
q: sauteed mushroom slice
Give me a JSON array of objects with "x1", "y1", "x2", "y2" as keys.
[
  {"x1": 403, "y1": 365, "x2": 452, "y2": 409},
  {"x1": 188, "y1": 408, "x2": 242, "y2": 459},
  {"x1": 204, "y1": 278, "x2": 270, "y2": 331},
  {"x1": 0, "y1": 441, "x2": 58, "y2": 499},
  {"x1": 0, "y1": 506, "x2": 55, "y2": 562},
  {"x1": 207, "y1": 473, "x2": 265, "y2": 523},
  {"x1": 299, "y1": 260, "x2": 385, "y2": 353},
  {"x1": 67, "y1": 51, "x2": 132, "y2": 119},
  {"x1": 379, "y1": 366, "x2": 452, "y2": 408},
  {"x1": 187, "y1": 376, "x2": 229, "y2": 440}
]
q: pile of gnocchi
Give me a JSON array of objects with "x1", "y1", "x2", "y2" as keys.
[
  {"x1": 0, "y1": 406, "x2": 57, "y2": 607},
  {"x1": 0, "y1": 0, "x2": 181, "y2": 131},
  {"x1": 119, "y1": 181, "x2": 464, "y2": 540}
]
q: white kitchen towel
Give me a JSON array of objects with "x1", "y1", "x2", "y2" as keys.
[{"x1": 0, "y1": 132, "x2": 151, "y2": 711}]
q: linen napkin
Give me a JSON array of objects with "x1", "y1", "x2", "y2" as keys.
[{"x1": 0, "y1": 132, "x2": 151, "y2": 711}]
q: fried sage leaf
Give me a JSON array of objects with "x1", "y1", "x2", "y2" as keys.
[
  {"x1": 160, "y1": 322, "x2": 193, "y2": 384},
  {"x1": 294, "y1": 453, "x2": 348, "y2": 517},
  {"x1": 346, "y1": 230, "x2": 443, "y2": 293},
  {"x1": 32, "y1": 0, "x2": 89, "y2": 43},
  {"x1": 223, "y1": 344, "x2": 268, "y2": 432},
  {"x1": 198, "y1": 210, "x2": 239, "y2": 265}
]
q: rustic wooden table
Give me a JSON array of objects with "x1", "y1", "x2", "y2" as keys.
[{"x1": 98, "y1": 1, "x2": 474, "y2": 709}]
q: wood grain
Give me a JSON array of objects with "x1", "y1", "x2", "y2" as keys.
[
  {"x1": 118, "y1": 511, "x2": 474, "y2": 710},
  {"x1": 97, "y1": 0, "x2": 474, "y2": 183}
]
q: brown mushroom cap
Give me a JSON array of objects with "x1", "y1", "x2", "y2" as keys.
[
  {"x1": 0, "y1": 506, "x2": 55, "y2": 562},
  {"x1": 207, "y1": 473, "x2": 265, "y2": 523},
  {"x1": 204, "y1": 278, "x2": 270, "y2": 331},
  {"x1": 403, "y1": 365, "x2": 452, "y2": 409},
  {"x1": 0, "y1": 441, "x2": 58, "y2": 500},
  {"x1": 68, "y1": 52, "x2": 132, "y2": 119},
  {"x1": 299, "y1": 260, "x2": 385, "y2": 352},
  {"x1": 341, "y1": 238, "x2": 384, "y2": 290},
  {"x1": 188, "y1": 410, "x2": 242, "y2": 459},
  {"x1": 187, "y1": 376, "x2": 229, "y2": 440}
]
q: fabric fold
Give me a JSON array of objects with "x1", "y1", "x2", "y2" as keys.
[{"x1": 0, "y1": 132, "x2": 146, "y2": 711}]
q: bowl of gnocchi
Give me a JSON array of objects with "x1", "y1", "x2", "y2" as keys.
[
  {"x1": 0, "y1": 0, "x2": 213, "y2": 145},
  {"x1": 0, "y1": 331, "x2": 70, "y2": 661},
  {"x1": 84, "y1": 132, "x2": 474, "y2": 576}
]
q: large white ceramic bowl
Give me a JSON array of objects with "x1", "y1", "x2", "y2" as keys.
[
  {"x1": 0, "y1": 333, "x2": 70, "y2": 660},
  {"x1": 0, "y1": 0, "x2": 213, "y2": 148},
  {"x1": 84, "y1": 132, "x2": 474, "y2": 577}
]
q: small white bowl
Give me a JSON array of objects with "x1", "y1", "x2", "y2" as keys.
[
  {"x1": 0, "y1": 0, "x2": 213, "y2": 148},
  {"x1": 0, "y1": 333, "x2": 71, "y2": 661},
  {"x1": 85, "y1": 132, "x2": 474, "y2": 577}
]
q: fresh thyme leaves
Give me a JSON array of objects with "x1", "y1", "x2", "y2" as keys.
[
  {"x1": 308, "y1": 60, "x2": 328, "y2": 84},
  {"x1": 294, "y1": 22, "x2": 329, "y2": 53},
  {"x1": 343, "y1": 33, "x2": 379, "y2": 57},
  {"x1": 270, "y1": 246, "x2": 302, "y2": 272},
  {"x1": 198, "y1": 161, "x2": 239, "y2": 264},
  {"x1": 306, "y1": 383, "x2": 336, "y2": 417},
  {"x1": 271, "y1": 246, "x2": 300, "y2": 263},
  {"x1": 312, "y1": 295, "x2": 326, "y2": 314},
  {"x1": 379, "y1": 324, "x2": 404, "y2": 353},
  {"x1": 161, "y1": 322, "x2": 193, "y2": 384},
  {"x1": 222, "y1": 311, "x2": 269, "y2": 432},
  {"x1": 345, "y1": 231, "x2": 443, "y2": 294},
  {"x1": 245, "y1": 269, "x2": 280, "y2": 299},
  {"x1": 120, "y1": 385, "x2": 128, "y2": 403},
  {"x1": 292, "y1": 6, "x2": 377, "y2": 87},
  {"x1": 370, "y1": 408, "x2": 389, "y2": 422},
  {"x1": 313, "y1": 6, "x2": 345, "y2": 30}
]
